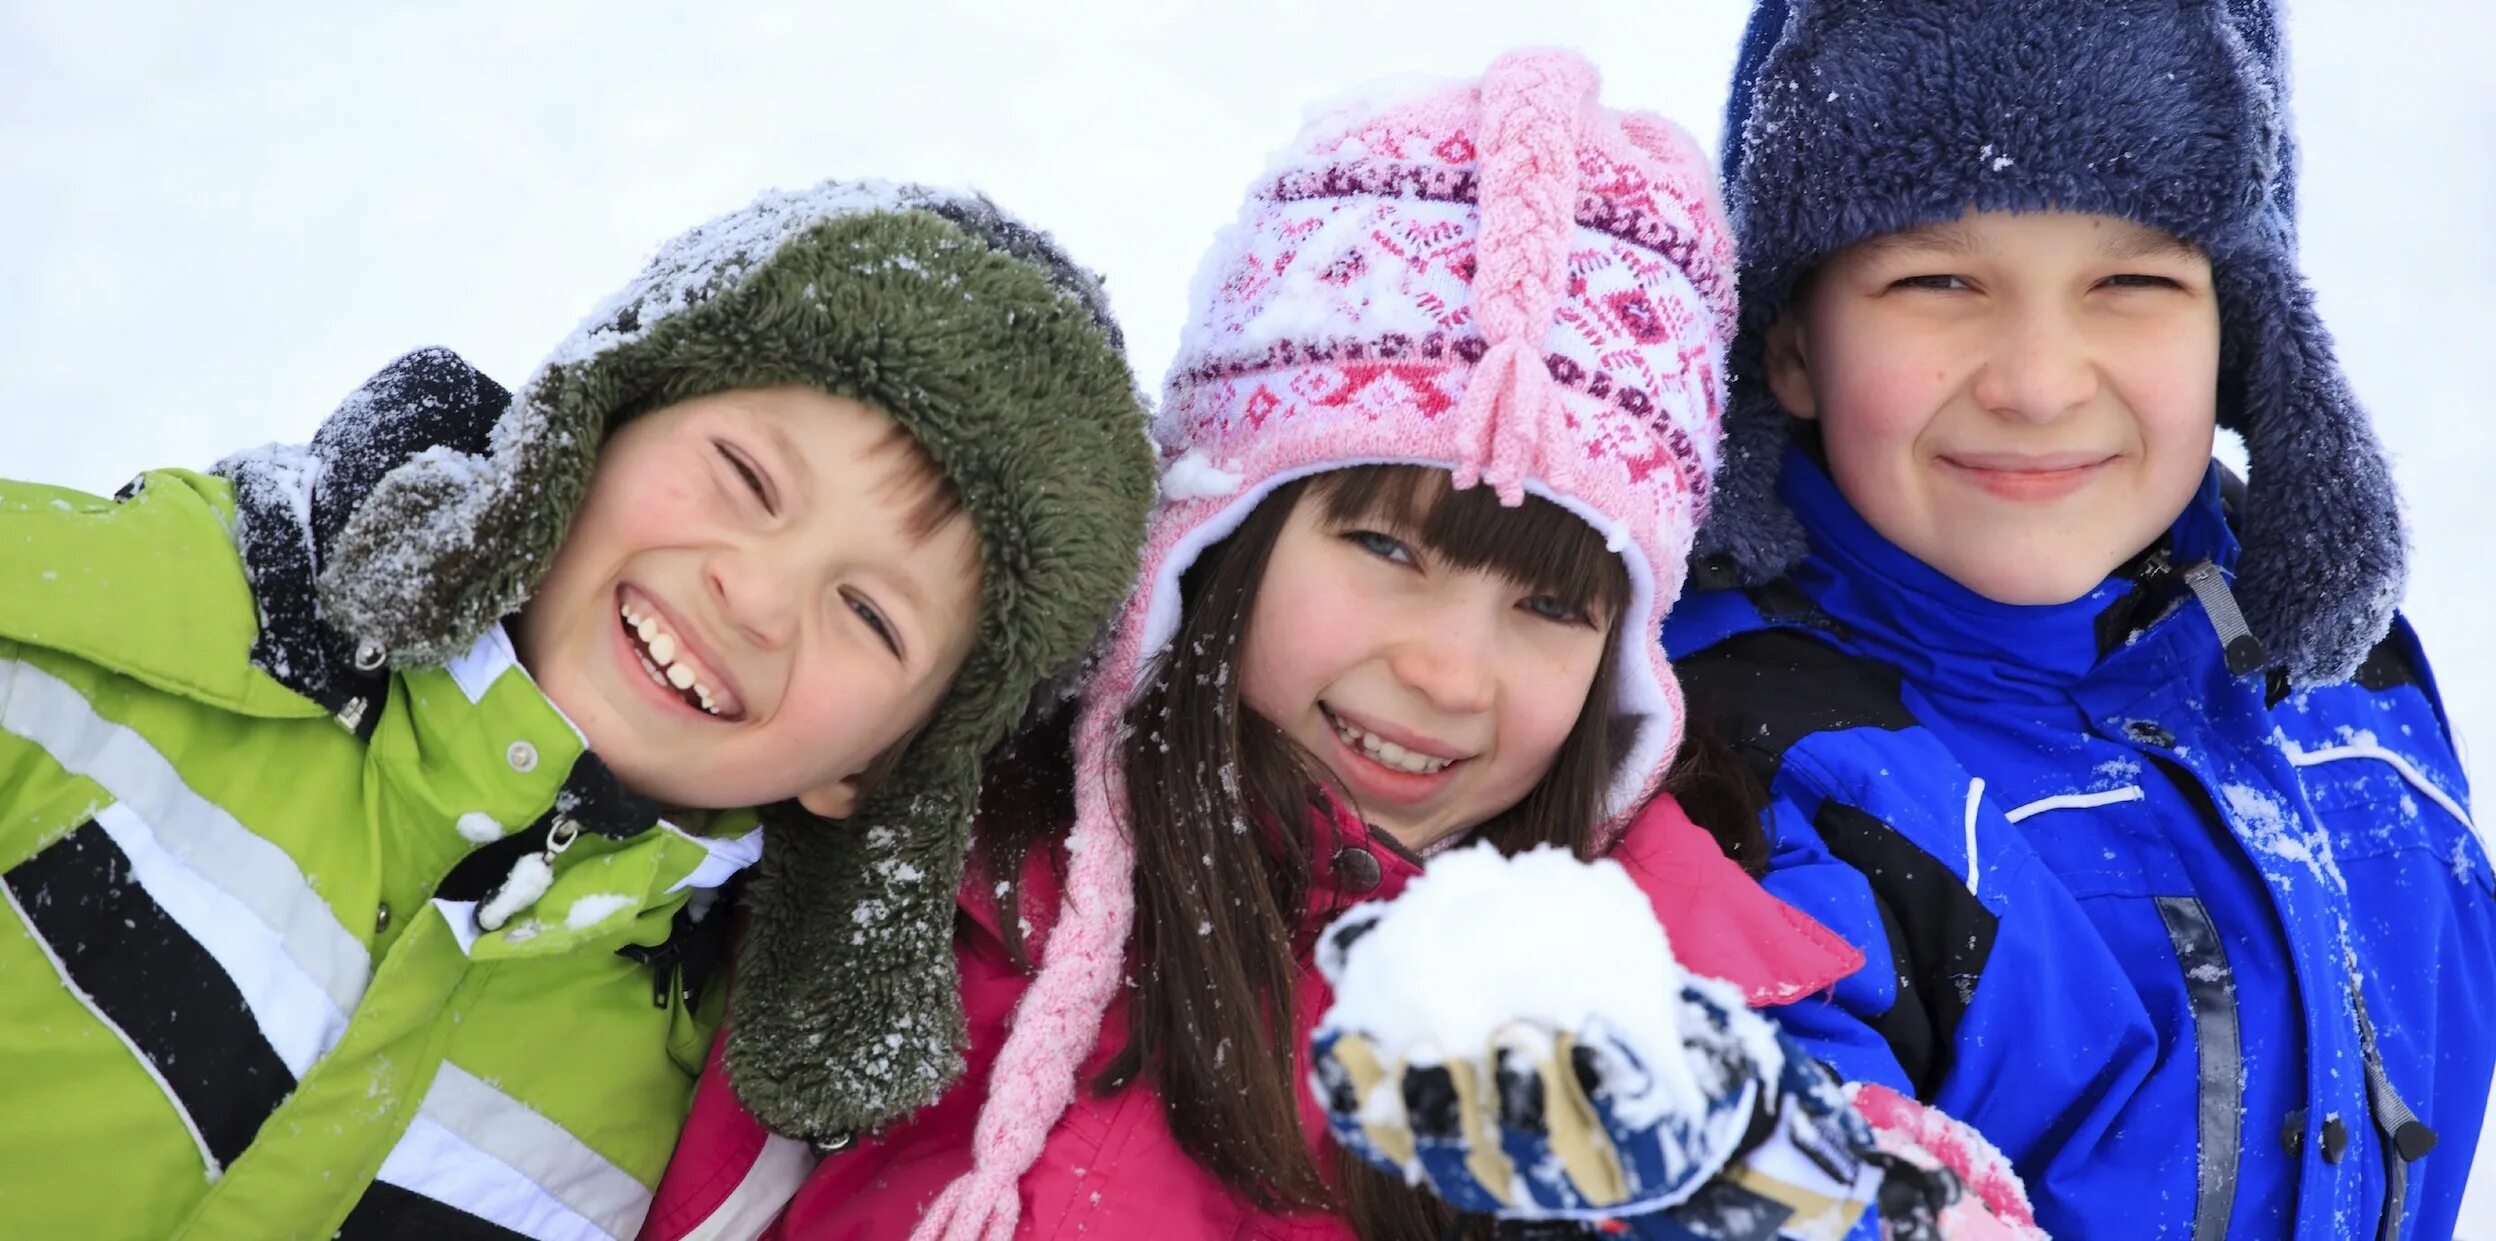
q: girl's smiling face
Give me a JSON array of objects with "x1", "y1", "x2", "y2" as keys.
[
  {"x1": 1237, "y1": 478, "x2": 1616, "y2": 851},
  {"x1": 513, "y1": 385, "x2": 982, "y2": 819}
]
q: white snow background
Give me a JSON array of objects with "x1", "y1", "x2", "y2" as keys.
[{"x1": 4, "y1": 0, "x2": 2489, "y2": 1227}]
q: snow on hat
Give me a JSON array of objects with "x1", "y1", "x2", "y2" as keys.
[
  {"x1": 1696, "y1": 0, "x2": 2406, "y2": 685},
  {"x1": 914, "y1": 48, "x2": 1736, "y2": 1239},
  {"x1": 284, "y1": 180, "x2": 1156, "y2": 1141}
]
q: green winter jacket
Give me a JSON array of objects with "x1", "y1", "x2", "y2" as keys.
[{"x1": 0, "y1": 469, "x2": 758, "y2": 1240}]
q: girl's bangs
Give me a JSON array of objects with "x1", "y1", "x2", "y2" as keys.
[{"x1": 1308, "y1": 465, "x2": 1629, "y2": 620}]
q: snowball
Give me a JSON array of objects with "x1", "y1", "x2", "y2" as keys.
[
  {"x1": 1317, "y1": 843, "x2": 1682, "y2": 1061},
  {"x1": 1317, "y1": 844, "x2": 1791, "y2": 1136},
  {"x1": 454, "y1": 812, "x2": 503, "y2": 843}
]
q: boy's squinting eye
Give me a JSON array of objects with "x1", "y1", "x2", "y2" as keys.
[
  {"x1": 2101, "y1": 273, "x2": 2185, "y2": 291},
  {"x1": 842, "y1": 589, "x2": 903, "y2": 659},
  {"x1": 1890, "y1": 273, "x2": 1970, "y2": 292},
  {"x1": 1345, "y1": 529, "x2": 1418, "y2": 567},
  {"x1": 715, "y1": 441, "x2": 774, "y2": 513}
]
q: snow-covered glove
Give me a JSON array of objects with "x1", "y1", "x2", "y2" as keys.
[{"x1": 1309, "y1": 844, "x2": 2043, "y2": 1241}]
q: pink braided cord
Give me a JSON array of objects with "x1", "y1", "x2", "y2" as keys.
[
  {"x1": 914, "y1": 687, "x2": 1141, "y2": 1241},
  {"x1": 1447, "y1": 48, "x2": 1597, "y2": 502}
]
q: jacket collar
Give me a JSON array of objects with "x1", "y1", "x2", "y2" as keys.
[
  {"x1": 1776, "y1": 447, "x2": 2239, "y2": 702},
  {"x1": 967, "y1": 791, "x2": 1857, "y2": 1010}
]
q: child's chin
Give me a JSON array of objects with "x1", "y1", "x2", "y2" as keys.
[{"x1": 1950, "y1": 553, "x2": 2111, "y2": 607}]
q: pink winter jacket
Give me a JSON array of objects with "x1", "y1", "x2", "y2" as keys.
[{"x1": 640, "y1": 794, "x2": 1870, "y2": 1241}]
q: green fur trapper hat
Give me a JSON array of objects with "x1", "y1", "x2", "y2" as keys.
[{"x1": 303, "y1": 181, "x2": 1155, "y2": 1138}]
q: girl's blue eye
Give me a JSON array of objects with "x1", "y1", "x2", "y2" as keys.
[
  {"x1": 1522, "y1": 594, "x2": 1592, "y2": 626},
  {"x1": 1892, "y1": 274, "x2": 1968, "y2": 292},
  {"x1": 1347, "y1": 530, "x2": 1416, "y2": 565}
]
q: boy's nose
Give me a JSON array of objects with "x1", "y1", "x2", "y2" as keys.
[
  {"x1": 1972, "y1": 308, "x2": 2099, "y2": 424},
  {"x1": 706, "y1": 549, "x2": 799, "y2": 650}
]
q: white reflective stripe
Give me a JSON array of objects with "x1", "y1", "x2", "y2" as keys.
[
  {"x1": 94, "y1": 803, "x2": 348, "y2": 1074},
  {"x1": 677, "y1": 1134, "x2": 816, "y2": 1241},
  {"x1": 0, "y1": 878, "x2": 224, "y2": 1180},
  {"x1": 376, "y1": 1116, "x2": 614, "y2": 1241},
  {"x1": 410, "y1": 1061, "x2": 653, "y2": 1239},
  {"x1": 445, "y1": 626, "x2": 523, "y2": 705},
  {"x1": 0, "y1": 659, "x2": 369, "y2": 1014},
  {"x1": 2287, "y1": 741, "x2": 2485, "y2": 851},
  {"x1": 1963, "y1": 778, "x2": 1985, "y2": 898},
  {"x1": 432, "y1": 899, "x2": 483, "y2": 956},
  {"x1": 663, "y1": 824, "x2": 765, "y2": 895},
  {"x1": 2005, "y1": 786, "x2": 2148, "y2": 824}
]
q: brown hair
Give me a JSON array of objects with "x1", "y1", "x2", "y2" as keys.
[
  {"x1": 866, "y1": 417, "x2": 972, "y2": 545},
  {"x1": 977, "y1": 465, "x2": 1766, "y2": 1235}
]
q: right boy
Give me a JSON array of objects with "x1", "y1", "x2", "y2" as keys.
[
  {"x1": 0, "y1": 181, "x2": 1155, "y2": 1238},
  {"x1": 1667, "y1": 2, "x2": 2493, "y2": 1238}
]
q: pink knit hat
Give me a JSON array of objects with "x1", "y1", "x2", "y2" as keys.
[{"x1": 917, "y1": 48, "x2": 1735, "y2": 1239}]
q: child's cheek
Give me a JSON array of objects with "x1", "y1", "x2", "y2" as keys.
[{"x1": 779, "y1": 659, "x2": 878, "y2": 769}]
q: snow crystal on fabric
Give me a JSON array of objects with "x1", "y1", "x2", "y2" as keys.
[
  {"x1": 218, "y1": 443, "x2": 325, "y2": 563},
  {"x1": 543, "y1": 180, "x2": 932, "y2": 372},
  {"x1": 564, "y1": 893, "x2": 633, "y2": 930},
  {"x1": 2221, "y1": 781, "x2": 2345, "y2": 893}
]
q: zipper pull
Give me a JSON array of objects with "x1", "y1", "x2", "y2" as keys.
[
  {"x1": 477, "y1": 815, "x2": 579, "y2": 932},
  {"x1": 2180, "y1": 560, "x2": 2269, "y2": 677}
]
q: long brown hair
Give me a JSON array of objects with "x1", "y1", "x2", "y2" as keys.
[{"x1": 977, "y1": 465, "x2": 1766, "y2": 1236}]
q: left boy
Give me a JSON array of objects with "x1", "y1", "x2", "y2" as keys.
[{"x1": 0, "y1": 181, "x2": 1154, "y2": 1238}]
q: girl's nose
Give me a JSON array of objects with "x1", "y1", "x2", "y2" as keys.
[
  {"x1": 1971, "y1": 305, "x2": 2099, "y2": 424},
  {"x1": 1388, "y1": 613, "x2": 1497, "y2": 716}
]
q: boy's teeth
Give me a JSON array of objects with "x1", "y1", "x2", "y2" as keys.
[{"x1": 619, "y1": 599, "x2": 729, "y2": 717}]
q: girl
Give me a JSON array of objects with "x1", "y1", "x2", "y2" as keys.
[{"x1": 642, "y1": 50, "x2": 2033, "y2": 1241}]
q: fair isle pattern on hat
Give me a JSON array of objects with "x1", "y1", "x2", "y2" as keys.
[{"x1": 913, "y1": 48, "x2": 1737, "y2": 1241}]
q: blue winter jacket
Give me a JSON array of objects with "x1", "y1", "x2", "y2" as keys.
[{"x1": 1666, "y1": 450, "x2": 2495, "y2": 1240}]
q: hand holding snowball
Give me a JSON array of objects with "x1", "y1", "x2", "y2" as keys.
[{"x1": 1307, "y1": 844, "x2": 2038, "y2": 1239}]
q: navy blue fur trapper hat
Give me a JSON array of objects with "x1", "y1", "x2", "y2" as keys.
[{"x1": 1695, "y1": 0, "x2": 2407, "y2": 686}]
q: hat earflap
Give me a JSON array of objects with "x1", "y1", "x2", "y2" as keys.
[
  {"x1": 2222, "y1": 248, "x2": 2408, "y2": 686},
  {"x1": 315, "y1": 374, "x2": 598, "y2": 668},
  {"x1": 724, "y1": 762, "x2": 976, "y2": 1140},
  {"x1": 1689, "y1": 332, "x2": 1809, "y2": 585}
]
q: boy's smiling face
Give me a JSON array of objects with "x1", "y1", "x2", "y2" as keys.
[
  {"x1": 1765, "y1": 210, "x2": 2221, "y2": 604},
  {"x1": 513, "y1": 385, "x2": 981, "y2": 819}
]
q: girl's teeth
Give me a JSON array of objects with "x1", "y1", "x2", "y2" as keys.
[
  {"x1": 1330, "y1": 715, "x2": 1453, "y2": 774},
  {"x1": 667, "y1": 663, "x2": 696, "y2": 690},
  {"x1": 646, "y1": 632, "x2": 677, "y2": 665}
]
